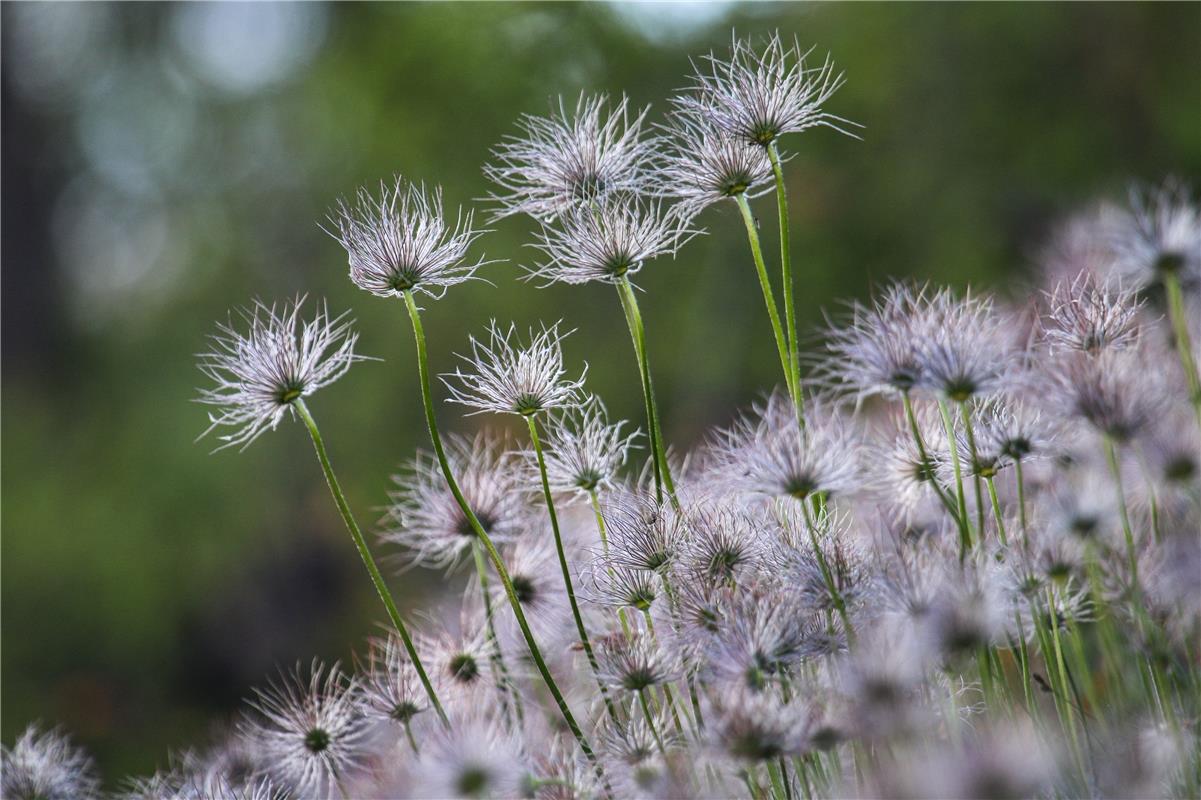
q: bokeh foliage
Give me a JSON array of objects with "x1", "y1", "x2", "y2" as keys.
[{"x1": 2, "y1": 1, "x2": 1198, "y2": 781}]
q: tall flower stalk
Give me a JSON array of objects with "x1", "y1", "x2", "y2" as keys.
[
  {"x1": 195, "y1": 298, "x2": 447, "y2": 723},
  {"x1": 403, "y1": 294, "x2": 603, "y2": 773}
]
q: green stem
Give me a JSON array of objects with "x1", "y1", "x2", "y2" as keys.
[
  {"x1": 985, "y1": 477, "x2": 1009, "y2": 547},
  {"x1": 768, "y1": 142, "x2": 804, "y2": 420},
  {"x1": 615, "y1": 276, "x2": 679, "y2": 508},
  {"x1": 799, "y1": 502, "x2": 856, "y2": 646},
  {"x1": 527, "y1": 415, "x2": 618, "y2": 723},
  {"x1": 1102, "y1": 435, "x2": 1139, "y2": 587},
  {"x1": 735, "y1": 193, "x2": 796, "y2": 405},
  {"x1": 957, "y1": 401, "x2": 986, "y2": 536},
  {"x1": 292, "y1": 398, "x2": 447, "y2": 724},
  {"x1": 1014, "y1": 458, "x2": 1029, "y2": 546},
  {"x1": 1164, "y1": 271, "x2": 1201, "y2": 427},
  {"x1": 937, "y1": 398, "x2": 972, "y2": 559},
  {"x1": 901, "y1": 392, "x2": 962, "y2": 521},
  {"x1": 401, "y1": 292, "x2": 604, "y2": 777},
  {"x1": 639, "y1": 689, "x2": 669, "y2": 756},
  {"x1": 471, "y1": 540, "x2": 523, "y2": 729}
]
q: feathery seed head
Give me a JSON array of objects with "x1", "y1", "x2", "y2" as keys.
[
  {"x1": 1104, "y1": 179, "x2": 1201, "y2": 289},
  {"x1": 412, "y1": 713, "x2": 526, "y2": 799},
  {"x1": 706, "y1": 684, "x2": 821, "y2": 761},
  {"x1": 1, "y1": 725, "x2": 101, "y2": 800},
  {"x1": 444, "y1": 321, "x2": 585, "y2": 417},
  {"x1": 655, "y1": 107, "x2": 774, "y2": 214},
  {"x1": 196, "y1": 298, "x2": 363, "y2": 450},
  {"x1": 528, "y1": 194, "x2": 698, "y2": 286},
  {"x1": 525, "y1": 395, "x2": 640, "y2": 498},
  {"x1": 382, "y1": 431, "x2": 527, "y2": 571},
  {"x1": 602, "y1": 491, "x2": 685, "y2": 573},
  {"x1": 678, "y1": 32, "x2": 857, "y2": 148},
  {"x1": 241, "y1": 661, "x2": 371, "y2": 799},
  {"x1": 484, "y1": 94, "x2": 659, "y2": 222},
  {"x1": 914, "y1": 289, "x2": 1015, "y2": 402},
  {"x1": 1042, "y1": 272, "x2": 1145, "y2": 354},
  {"x1": 819, "y1": 283, "x2": 939, "y2": 398},
  {"x1": 326, "y1": 176, "x2": 490, "y2": 299},
  {"x1": 359, "y1": 635, "x2": 429, "y2": 727},
  {"x1": 711, "y1": 391, "x2": 860, "y2": 502},
  {"x1": 596, "y1": 625, "x2": 679, "y2": 692}
]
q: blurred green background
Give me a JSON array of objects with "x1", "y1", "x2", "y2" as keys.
[{"x1": 2, "y1": 0, "x2": 1199, "y2": 782}]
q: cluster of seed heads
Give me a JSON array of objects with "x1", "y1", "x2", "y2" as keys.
[{"x1": 7, "y1": 29, "x2": 1200, "y2": 800}]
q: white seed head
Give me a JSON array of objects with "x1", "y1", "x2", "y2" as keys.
[
  {"x1": 527, "y1": 194, "x2": 698, "y2": 286},
  {"x1": 195, "y1": 297, "x2": 364, "y2": 450},
  {"x1": 444, "y1": 321, "x2": 586, "y2": 417},
  {"x1": 484, "y1": 93, "x2": 659, "y2": 222},
  {"x1": 1104, "y1": 179, "x2": 1201, "y2": 289},
  {"x1": 678, "y1": 32, "x2": 858, "y2": 148},
  {"x1": 523, "y1": 395, "x2": 640, "y2": 498},
  {"x1": 241, "y1": 661, "x2": 372, "y2": 799},
  {"x1": 654, "y1": 107, "x2": 774, "y2": 215},
  {"x1": 1, "y1": 725, "x2": 100, "y2": 800},
  {"x1": 382, "y1": 431, "x2": 527, "y2": 571},
  {"x1": 326, "y1": 176, "x2": 490, "y2": 299},
  {"x1": 1042, "y1": 272, "x2": 1144, "y2": 354}
]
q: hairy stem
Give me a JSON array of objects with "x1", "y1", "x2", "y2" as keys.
[{"x1": 293, "y1": 398, "x2": 447, "y2": 724}]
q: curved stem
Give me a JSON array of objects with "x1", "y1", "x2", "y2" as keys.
[
  {"x1": 615, "y1": 277, "x2": 679, "y2": 508},
  {"x1": 527, "y1": 415, "x2": 618, "y2": 723},
  {"x1": 401, "y1": 292, "x2": 604, "y2": 778},
  {"x1": 735, "y1": 193, "x2": 795, "y2": 406},
  {"x1": 1164, "y1": 271, "x2": 1201, "y2": 427},
  {"x1": 768, "y1": 142, "x2": 804, "y2": 420},
  {"x1": 985, "y1": 477, "x2": 1008, "y2": 547},
  {"x1": 292, "y1": 398, "x2": 447, "y2": 724}
]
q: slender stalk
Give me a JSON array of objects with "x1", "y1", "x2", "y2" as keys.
[
  {"x1": 937, "y1": 398, "x2": 972, "y2": 559},
  {"x1": 292, "y1": 399, "x2": 447, "y2": 724},
  {"x1": 901, "y1": 392, "x2": 962, "y2": 521},
  {"x1": 402, "y1": 720, "x2": 420, "y2": 755},
  {"x1": 472, "y1": 540, "x2": 523, "y2": 729},
  {"x1": 615, "y1": 276, "x2": 679, "y2": 508},
  {"x1": 768, "y1": 141, "x2": 804, "y2": 418},
  {"x1": 527, "y1": 415, "x2": 618, "y2": 722},
  {"x1": 799, "y1": 502, "x2": 856, "y2": 646},
  {"x1": 1102, "y1": 435, "x2": 1139, "y2": 586},
  {"x1": 640, "y1": 689, "x2": 669, "y2": 756},
  {"x1": 1014, "y1": 458, "x2": 1029, "y2": 546},
  {"x1": 401, "y1": 292, "x2": 604, "y2": 777},
  {"x1": 1163, "y1": 271, "x2": 1201, "y2": 427},
  {"x1": 735, "y1": 194, "x2": 796, "y2": 404},
  {"x1": 985, "y1": 477, "x2": 1009, "y2": 547},
  {"x1": 957, "y1": 401, "x2": 986, "y2": 535}
]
